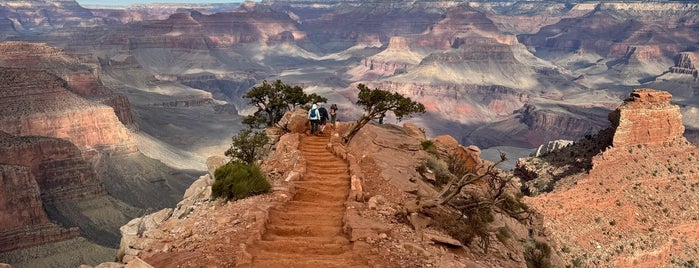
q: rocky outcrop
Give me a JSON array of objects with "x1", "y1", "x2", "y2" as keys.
[
  {"x1": 533, "y1": 139, "x2": 574, "y2": 157},
  {"x1": 670, "y1": 52, "x2": 698, "y2": 78},
  {"x1": 274, "y1": 108, "x2": 309, "y2": 134},
  {"x1": 518, "y1": 89, "x2": 699, "y2": 266},
  {"x1": 0, "y1": 164, "x2": 79, "y2": 253},
  {"x1": 0, "y1": 68, "x2": 136, "y2": 158},
  {"x1": 609, "y1": 88, "x2": 685, "y2": 147}
]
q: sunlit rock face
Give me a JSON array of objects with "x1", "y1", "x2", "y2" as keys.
[
  {"x1": 0, "y1": 0, "x2": 96, "y2": 36},
  {"x1": 609, "y1": 88, "x2": 685, "y2": 147},
  {"x1": 0, "y1": 68, "x2": 136, "y2": 158},
  {"x1": 0, "y1": 42, "x2": 136, "y2": 128}
]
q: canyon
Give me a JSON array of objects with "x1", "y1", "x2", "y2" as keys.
[{"x1": 0, "y1": 0, "x2": 698, "y2": 267}]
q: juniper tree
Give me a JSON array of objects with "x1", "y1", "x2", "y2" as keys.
[
  {"x1": 343, "y1": 84, "x2": 425, "y2": 143},
  {"x1": 243, "y1": 79, "x2": 327, "y2": 127}
]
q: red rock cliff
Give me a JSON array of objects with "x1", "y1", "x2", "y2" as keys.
[
  {"x1": 0, "y1": 68, "x2": 136, "y2": 158},
  {"x1": 0, "y1": 42, "x2": 136, "y2": 128},
  {"x1": 608, "y1": 88, "x2": 685, "y2": 147},
  {"x1": 0, "y1": 132, "x2": 106, "y2": 203},
  {"x1": 0, "y1": 164, "x2": 79, "y2": 253}
]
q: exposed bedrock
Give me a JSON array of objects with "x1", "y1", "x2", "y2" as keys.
[
  {"x1": 0, "y1": 67, "x2": 137, "y2": 159},
  {"x1": 0, "y1": 132, "x2": 105, "y2": 204},
  {"x1": 0, "y1": 41, "x2": 137, "y2": 128},
  {"x1": 0, "y1": 164, "x2": 79, "y2": 253},
  {"x1": 609, "y1": 88, "x2": 685, "y2": 147}
]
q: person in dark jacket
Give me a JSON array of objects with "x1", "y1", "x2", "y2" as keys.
[
  {"x1": 330, "y1": 103, "x2": 338, "y2": 125},
  {"x1": 318, "y1": 104, "x2": 330, "y2": 134}
]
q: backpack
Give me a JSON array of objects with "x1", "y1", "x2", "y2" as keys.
[{"x1": 310, "y1": 108, "x2": 317, "y2": 118}]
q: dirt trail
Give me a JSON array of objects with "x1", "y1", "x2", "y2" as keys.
[{"x1": 247, "y1": 133, "x2": 367, "y2": 267}]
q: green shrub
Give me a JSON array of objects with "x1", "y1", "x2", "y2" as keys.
[
  {"x1": 525, "y1": 240, "x2": 552, "y2": 268},
  {"x1": 213, "y1": 161, "x2": 271, "y2": 200},
  {"x1": 423, "y1": 155, "x2": 453, "y2": 186},
  {"x1": 421, "y1": 140, "x2": 438, "y2": 154}
]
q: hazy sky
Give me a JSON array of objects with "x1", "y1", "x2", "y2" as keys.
[{"x1": 76, "y1": 0, "x2": 256, "y2": 6}]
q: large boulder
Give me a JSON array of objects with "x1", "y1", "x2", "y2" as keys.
[{"x1": 276, "y1": 109, "x2": 309, "y2": 134}]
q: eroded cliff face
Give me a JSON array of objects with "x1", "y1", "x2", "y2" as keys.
[
  {"x1": 609, "y1": 88, "x2": 685, "y2": 147},
  {"x1": 0, "y1": 0, "x2": 96, "y2": 36},
  {"x1": 671, "y1": 52, "x2": 698, "y2": 78},
  {"x1": 0, "y1": 164, "x2": 80, "y2": 253},
  {"x1": 0, "y1": 67, "x2": 136, "y2": 159},
  {"x1": 0, "y1": 42, "x2": 136, "y2": 128},
  {"x1": 0, "y1": 132, "x2": 105, "y2": 203}
]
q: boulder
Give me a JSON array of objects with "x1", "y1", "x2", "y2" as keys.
[
  {"x1": 276, "y1": 109, "x2": 309, "y2": 134},
  {"x1": 403, "y1": 123, "x2": 426, "y2": 140},
  {"x1": 206, "y1": 156, "x2": 227, "y2": 179}
]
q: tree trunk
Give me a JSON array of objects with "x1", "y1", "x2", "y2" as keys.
[{"x1": 342, "y1": 116, "x2": 371, "y2": 143}]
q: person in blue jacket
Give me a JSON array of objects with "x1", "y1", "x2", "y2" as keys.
[{"x1": 308, "y1": 103, "x2": 321, "y2": 135}]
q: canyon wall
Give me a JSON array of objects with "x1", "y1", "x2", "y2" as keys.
[
  {"x1": 0, "y1": 164, "x2": 80, "y2": 253},
  {"x1": 0, "y1": 67, "x2": 136, "y2": 159},
  {"x1": 0, "y1": 42, "x2": 136, "y2": 128}
]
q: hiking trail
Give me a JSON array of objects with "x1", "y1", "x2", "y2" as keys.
[{"x1": 246, "y1": 132, "x2": 368, "y2": 267}]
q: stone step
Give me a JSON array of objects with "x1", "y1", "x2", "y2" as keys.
[
  {"x1": 248, "y1": 259, "x2": 367, "y2": 268},
  {"x1": 261, "y1": 234, "x2": 350, "y2": 244},
  {"x1": 285, "y1": 200, "x2": 345, "y2": 209},
  {"x1": 265, "y1": 224, "x2": 343, "y2": 237},
  {"x1": 304, "y1": 168, "x2": 350, "y2": 176},
  {"x1": 267, "y1": 211, "x2": 343, "y2": 226},
  {"x1": 294, "y1": 179, "x2": 349, "y2": 188},
  {"x1": 305, "y1": 161, "x2": 348, "y2": 169},
  {"x1": 254, "y1": 240, "x2": 351, "y2": 255},
  {"x1": 294, "y1": 188, "x2": 347, "y2": 203}
]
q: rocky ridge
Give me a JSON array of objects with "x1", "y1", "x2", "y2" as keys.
[
  {"x1": 107, "y1": 110, "x2": 554, "y2": 267},
  {"x1": 516, "y1": 89, "x2": 699, "y2": 266}
]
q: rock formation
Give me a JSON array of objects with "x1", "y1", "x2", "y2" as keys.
[
  {"x1": 670, "y1": 52, "x2": 698, "y2": 78},
  {"x1": 0, "y1": 0, "x2": 96, "y2": 37},
  {"x1": 0, "y1": 67, "x2": 136, "y2": 159},
  {"x1": 516, "y1": 89, "x2": 699, "y2": 266},
  {"x1": 0, "y1": 42, "x2": 136, "y2": 128},
  {"x1": 0, "y1": 132, "x2": 105, "y2": 203},
  {"x1": 608, "y1": 88, "x2": 685, "y2": 147},
  {"x1": 533, "y1": 139, "x2": 573, "y2": 157},
  {"x1": 0, "y1": 164, "x2": 79, "y2": 253}
]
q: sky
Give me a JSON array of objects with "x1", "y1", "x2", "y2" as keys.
[{"x1": 76, "y1": 0, "x2": 258, "y2": 6}]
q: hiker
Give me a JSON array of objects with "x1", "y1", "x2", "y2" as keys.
[
  {"x1": 378, "y1": 112, "x2": 385, "y2": 124},
  {"x1": 318, "y1": 103, "x2": 330, "y2": 134},
  {"x1": 308, "y1": 103, "x2": 320, "y2": 135},
  {"x1": 330, "y1": 103, "x2": 338, "y2": 125}
]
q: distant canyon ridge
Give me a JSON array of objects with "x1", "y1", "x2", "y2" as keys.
[{"x1": 0, "y1": 0, "x2": 697, "y2": 266}]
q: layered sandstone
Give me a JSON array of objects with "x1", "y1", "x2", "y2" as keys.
[
  {"x1": 0, "y1": 0, "x2": 96, "y2": 35},
  {"x1": 0, "y1": 42, "x2": 136, "y2": 128},
  {"x1": 0, "y1": 132, "x2": 105, "y2": 203},
  {"x1": 0, "y1": 164, "x2": 79, "y2": 253},
  {"x1": 608, "y1": 88, "x2": 685, "y2": 147},
  {"x1": 518, "y1": 89, "x2": 699, "y2": 266},
  {"x1": 0, "y1": 67, "x2": 136, "y2": 157},
  {"x1": 670, "y1": 52, "x2": 698, "y2": 78}
]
